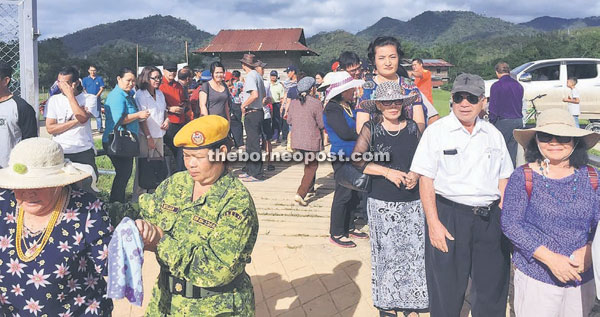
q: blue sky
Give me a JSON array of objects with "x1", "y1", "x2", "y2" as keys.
[{"x1": 38, "y1": 0, "x2": 600, "y2": 39}]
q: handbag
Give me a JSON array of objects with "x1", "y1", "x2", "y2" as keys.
[
  {"x1": 138, "y1": 149, "x2": 168, "y2": 190},
  {"x1": 107, "y1": 101, "x2": 140, "y2": 158},
  {"x1": 334, "y1": 121, "x2": 375, "y2": 192}
]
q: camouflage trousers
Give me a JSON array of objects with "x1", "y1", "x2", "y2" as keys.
[{"x1": 144, "y1": 271, "x2": 255, "y2": 317}]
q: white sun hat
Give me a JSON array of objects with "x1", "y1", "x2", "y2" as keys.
[
  {"x1": 0, "y1": 137, "x2": 98, "y2": 190},
  {"x1": 324, "y1": 71, "x2": 365, "y2": 103}
]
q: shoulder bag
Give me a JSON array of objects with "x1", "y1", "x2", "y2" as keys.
[
  {"x1": 138, "y1": 149, "x2": 168, "y2": 190},
  {"x1": 106, "y1": 99, "x2": 140, "y2": 158},
  {"x1": 334, "y1": 121, "x2": 375, "y2": 192}
]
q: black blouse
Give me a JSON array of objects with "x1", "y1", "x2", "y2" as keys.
[{"x1": 353, "y1": 119, "x2": 420, "y2": 202}]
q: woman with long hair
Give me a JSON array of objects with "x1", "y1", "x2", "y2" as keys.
[
  {"x1": 102, "y1": 67, "x2": 150, "y2": 202},
  {"x1": 199, "y1": 61, "x2": 230, "y2": 119}
]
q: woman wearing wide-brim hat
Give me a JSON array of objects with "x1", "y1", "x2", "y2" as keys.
[
  {"x1": 0, "y1": 137, "x2": 113, "y2": 316},
  {"x1": 323, "y1": 71, "x2": 368, "y2": 248},
  {"x1": 352, "y1": 81, "x2": 427, "y2": 316},
  {"x1": 501, "y1": 108, "x2": 600, "y2": 316}
]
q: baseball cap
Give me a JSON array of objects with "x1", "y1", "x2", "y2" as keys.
[
  {"x1": 224, "y1": 71, "x2": 233, "y2": 81},
  {"x1": 284, "y1": 65, "x2": 298, "y2": 73},
  {"x1": 163, "y1": 62, "x2": 178, "y2": 71},
  {"x1": 270, "y1": 70, "x2": 278, "y2": 77},
  {"x1": 451, "y1": 73, "x2": 485, "y2": 96}
]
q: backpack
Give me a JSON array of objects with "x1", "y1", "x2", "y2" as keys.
[{"x1": 523, "y1": 164, "x2": 598, "y2": 199}]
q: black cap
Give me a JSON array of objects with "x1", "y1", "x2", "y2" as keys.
[{"x1": 163, "y1": 62, "x2": 178, "y2": 71}]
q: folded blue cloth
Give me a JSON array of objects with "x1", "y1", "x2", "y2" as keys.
[{"x1": 107, "y1": 217, "x2": 144, "y2": 306}]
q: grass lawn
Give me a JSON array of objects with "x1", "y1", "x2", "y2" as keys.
[{"x1": 432, "y1": 89, "x2": 451, "y2": 117}]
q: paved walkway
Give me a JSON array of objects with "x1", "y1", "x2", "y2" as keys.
[{"x1": 110, "y1": 145, "x2": 496, "y2": 316}]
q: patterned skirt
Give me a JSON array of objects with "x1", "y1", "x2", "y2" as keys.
[{"x1": 367, "y1": 197, "x2": 429, "y2": 310}]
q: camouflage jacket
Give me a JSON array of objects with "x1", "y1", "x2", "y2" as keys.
[{"x1": 139, "y1": 171, "x2": 259, "y2": 316}]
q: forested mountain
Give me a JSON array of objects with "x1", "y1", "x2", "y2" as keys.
[
  {"x1": 521, "y1": 16, "x2": 600, "y2": 31},
  {"x1": 357, "y1": 11, "x2": 537, "y2": 45}
]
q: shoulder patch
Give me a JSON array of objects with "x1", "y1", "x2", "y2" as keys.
[
  {"x1": 160, "y1": 203, "x2": 179, "y2": 213},
  {"x1": 223, "y1": 210, "x2": 243, "y2": 220},
  {"x1": 192, "y1": 215, "x2": 217, "y2": 229}
]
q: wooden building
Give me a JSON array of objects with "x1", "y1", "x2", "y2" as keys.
[
  {"x1": 402, "y1": 58, "x2": 454, "y2": 87},
  {"x1": 194, "y1": 28, "x2": 318, "y2": 81}
]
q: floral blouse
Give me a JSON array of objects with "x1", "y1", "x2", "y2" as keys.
[{"x1": 0, "y1": 187, "x2": 113, "y2": 316}]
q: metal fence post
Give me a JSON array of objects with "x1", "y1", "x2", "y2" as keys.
[{"x1": 18, "y1": 0, "x2": 39, "y2": 118}]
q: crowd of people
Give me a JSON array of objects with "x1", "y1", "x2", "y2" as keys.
[{"x1": 0, "y1": 30, "x2": 599, "y2": 317}]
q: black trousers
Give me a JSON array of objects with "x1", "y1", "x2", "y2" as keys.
[
  {"x1": 244, "y1": 109, "x2": 264, "y2": 177},
  {"x1": 103, "y1": 143, "x2": 134, "y2": 203},
  {"x1": 271, "y1": 102, "x2": 281, "y2": 141},
  {"x1": 425, "y1": 196, "x2": 510, "y2": 317},
  {"x1": 281, "y1": 106, "x2": 290, "y2": 140},
  {"x1": 230, "y1": 103, "x2": 244, "y2": 147},
  {"x1": 163, "y1": 122, "x2": 185, "y2": 172},
  {"x1": 64, "y1": 147, "x2": 98, "y2": 193},
  {"x1": 329, "y1": 161, "x2": 358, "y2": 236},
  {"x1": 493, "y1": 118, "x2": 522, "y2": 167}
]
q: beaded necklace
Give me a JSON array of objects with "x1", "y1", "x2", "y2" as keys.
[{"x1": 538, "y1": 161, "x2": 578, "y2": 202}]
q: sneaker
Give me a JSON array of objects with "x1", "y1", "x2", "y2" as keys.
[
  {"x1": 238, "y1": 173, "x2": 250, "y2": 178},
  {"x1": 329, "y1": 235, "x2": 356, "y2": 248},
  {"x1": 294, "y1": 194, "x2": 308, "y2": 206},
  {"x1": 242, "y1": 176, "x2": 263, "y2": 182},
  {"x1": 349, "y1": 230, "x2": 369, "y2": 239}
]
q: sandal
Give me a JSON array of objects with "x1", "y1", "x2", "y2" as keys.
[
  {"x1": 242, "y1": 176, "x2": 263, "y2": 182},
  {"x1": 379, "y1": 310, "x2": 397, "y2": 317},
  {"x1": 329, "y1": 235, "x2": 356, "y2": 248}
]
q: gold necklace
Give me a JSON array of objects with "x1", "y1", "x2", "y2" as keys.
[
  {"x1": 16, "y1": 188, "x2": 68, "y2": 262},
  {"x1": 339, "y1": 102, "x2": 354, "y2": 118}
]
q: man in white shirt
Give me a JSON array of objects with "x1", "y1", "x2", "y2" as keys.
[
  {"x1": 411, "y1": 73, "x2": 514, "y2": 317},
  {"x1": 46, "y1": 66, "x2": 98, "y2": 191}
]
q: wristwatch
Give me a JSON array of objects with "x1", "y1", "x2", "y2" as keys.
[{"x1": 146, "y1": 135, "x2": 152, "y2": 139}]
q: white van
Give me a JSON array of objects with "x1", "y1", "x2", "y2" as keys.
[{"x1": 485, "y1": 58, "x2": 600, "y2": 122}]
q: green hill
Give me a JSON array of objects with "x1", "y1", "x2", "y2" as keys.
[
  {"x1": 57, "y1": 15, "x2": 212, "y2": 58},
  {"x1": 521, "y1": 16, "x2": 600, "y2": 31},
  {"x1": 357, "y1": 11, "x2": 537, "y2": 45}
]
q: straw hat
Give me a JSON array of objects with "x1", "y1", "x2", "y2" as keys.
[
  {"x1": 324, "y1": 71, "x2": 364, "y2": 102},
  {"x1": 358, "y1": 81, "x2": 419, "y2": 113},
  {"x1": 514, "y1": 108, "x2": 600, "y2": 149},
  {"x1": 0, "y1": 138, "x2": 96, "y2": 190}
]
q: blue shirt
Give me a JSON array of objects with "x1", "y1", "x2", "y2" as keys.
[
  {"x1": 82, "y1": 75, "x2": 105, "y2": 96},
  {"x1": 488, "y1": 75, "x2": 524, "y2": 122},
  {"x1": 102, "y1": 86, "x2": 139, "y2": 143}
]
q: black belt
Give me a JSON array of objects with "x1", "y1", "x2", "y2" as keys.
[
  {"x1": 166, "y1": 272, "x2": 244, "y2": 299},
  {"x1": 436, "y1": 194, "x2": 499, "y2": 217}
]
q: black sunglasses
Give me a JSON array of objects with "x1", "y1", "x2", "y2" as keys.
[
  {"x1": 380, "y1": 100, "x2": 404, "y2": 107},
  {"x1": 536, "y1": 132, "x2": 573, "y2": 144},
  {"x1": 452, "y1": 93, "x2": 480, "y2": 105},
  {"x1": 149, "y1": 76, "x2": 162, "y2": 82}
]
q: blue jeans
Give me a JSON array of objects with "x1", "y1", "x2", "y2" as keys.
[
  {"x1": 574, "y1": 115, "x2": 580, "y2": 128},
  {"x1": 96, "y1": 98, "x2": 103, "y2": 130}
]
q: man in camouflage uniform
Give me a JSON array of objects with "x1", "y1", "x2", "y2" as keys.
[{"x1": 135, "y1": 115, "x2": 259, "y2": 316}]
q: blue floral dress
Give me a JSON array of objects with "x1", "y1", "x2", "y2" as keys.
[{"x1": 0, "y1": 187, "x2": 113, "y2": 316}]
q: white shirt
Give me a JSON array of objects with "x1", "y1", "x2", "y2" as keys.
[
  {"x1": 134, "y1": 89, "x2": 167, "y2": 138},
  {"x1": 46, "y1": 93, "x2": 96, "y2": 154},
  {"x1": 410, "y1": 111, "x2": 514, "y2": 206},
  {"x1": 567, "y1": 87, "x2": 580, "y2": 116}
]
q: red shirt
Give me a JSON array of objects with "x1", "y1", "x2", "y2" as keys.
[
  {"x1": 415, "y1": 69, "x2": 433, "y2": 104},
  {"x1": 159, "y1": 79, "x2": 189, "y2": 124}
]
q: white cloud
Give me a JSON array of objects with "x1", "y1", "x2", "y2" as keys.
[{"x1": 37, "y1": 0, "x2": 600, "y2": 39}]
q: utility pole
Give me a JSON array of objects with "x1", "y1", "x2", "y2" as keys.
[
  {"x1": 136, "y1": 44, "x2": 139, "y2": 72},
  {"x1": 185, "y1": 41, "x2": 189, "y2": 64}
]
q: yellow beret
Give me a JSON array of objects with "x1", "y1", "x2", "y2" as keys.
[{"x1": 174, "y1": 115, "x2": 230, "y2": 149}]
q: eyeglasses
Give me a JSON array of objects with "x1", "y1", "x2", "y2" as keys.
[
  {"x1": 150, "y1": 76, "x2": 162, "y2": 82},
  {"x1": 380, "y1": 100, "x2": 404, "y2": 107},
  {"x1": 452, "y1": 93, "x2": 480, "y2": 105},
  {"x1": 536, "y1": 132, "x2": 573, "y2": 144}
]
